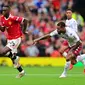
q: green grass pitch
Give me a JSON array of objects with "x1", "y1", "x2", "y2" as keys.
[{"x1": 0, "y1": 66, "x2": 85, "y2": 85}]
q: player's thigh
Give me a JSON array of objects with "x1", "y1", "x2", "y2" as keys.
[
  {"x1": 71, "y1": 58, "x2": 77, "y2": 65},
  {"x1": 59, "y1": 45, "x2": 68, "y2": 53},
  {"x1": 59, "y1": 40, "x2": 69, "y2": 54},
  {"x1": 6, "y1": 37, "x2": 21, "y2": 53},
  {"x1": 66, "y1": 51, "x2": 75, "y2": 61},
  {"x1": 0, "y1": 46, "x2": 11, "y2": 54}
]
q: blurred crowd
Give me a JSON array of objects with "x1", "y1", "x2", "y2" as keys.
[{"x1": 0, "y1": 0, "x2": 85, "y2": 57}]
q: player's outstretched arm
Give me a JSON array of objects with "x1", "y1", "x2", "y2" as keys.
[
  {"x1": 27, "y1": 33, "x2": 51, "y2": 45},
  {"x1": 27, "y1": 29, "x2": 58, "y2": 45},
  {"x1": 33, "y1": 34, "x2": 51, "y2": 43},
  {"x1": 33, "y1": 29, "x2": 58, "y2": 43}
]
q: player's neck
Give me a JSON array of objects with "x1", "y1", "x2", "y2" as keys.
[
  {"x1": 67, "y1": 17, "x2": 72, "y2": 20},
  {"x1": 4, "y1": 13, "x2": 9, "y2": 19}
]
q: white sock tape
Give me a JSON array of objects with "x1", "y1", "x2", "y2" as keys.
[{"x1": 62, "y1": 52, "x2": 67, "y2": 57}]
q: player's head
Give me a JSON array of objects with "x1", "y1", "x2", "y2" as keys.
[
  {"x1": 2, "y1": 5, "x2": 10, "y2": 16},
  {"x1": 57, "y1": 21, "x2": 66, "y2": 34},
  {"x1": 66, "y1": 9, "x2": 72, "y2": 19}
]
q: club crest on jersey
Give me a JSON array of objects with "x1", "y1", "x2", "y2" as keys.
[{"x1": 9, "y1": 21, "x2": 12, "y2": 25}]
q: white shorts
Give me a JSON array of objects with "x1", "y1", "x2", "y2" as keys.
[{"x1": 6, "y1": 37, "x2": 21, "y2": 54}]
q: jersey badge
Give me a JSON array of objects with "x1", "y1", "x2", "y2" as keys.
[{"x1": 9, "y1": 21, "x2": 12, "y2": 25}]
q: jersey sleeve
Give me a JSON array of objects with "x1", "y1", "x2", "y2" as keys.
[
  {"x1": 50, "y1": 29, "x2": 58, "y2": 36},
  {"x1": 10, "y1": 15, "x2": 24, "y2": 23}
]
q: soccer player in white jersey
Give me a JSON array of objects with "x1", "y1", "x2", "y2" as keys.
[
  {"x1": 66, "y1": 9, "x2": 78, "y2": 32},
  {"x1": 58, "y1": 9, "x2": 79, "y2": 70},
  {"x1": 30, "y1": 21, "x2": 85, "y2": 77},
  {"x1": 59, "y1": 9, "x2": 85, "y2": 78},
  {"x1": 65, "y1": 9, "x2": 78, "y2": 69}
]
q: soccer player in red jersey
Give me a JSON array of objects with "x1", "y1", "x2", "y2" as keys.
[{"x1": 0, "y1": 5, "x2": 28, "y2": 78}]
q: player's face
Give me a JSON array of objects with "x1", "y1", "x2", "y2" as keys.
[
  {"x1": 2, "y1": 8, "x2": 10, "y2": 16},
  {"x1": 66, "y1": 10, "x2": 72, "y2": 19},
  {"x1": 2, "y1": 9, "x2": 7, "y2": 15},
  {"x1": 57, "y1": 26, "x2": 66, "y2": 34}
]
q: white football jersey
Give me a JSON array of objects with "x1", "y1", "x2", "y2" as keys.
[
  {"x1": 66, "y1": 18, "x2": 78, "y2": 32},
  {"x1": 50, "y1": 27, "x2": 80, "y2": 46}
]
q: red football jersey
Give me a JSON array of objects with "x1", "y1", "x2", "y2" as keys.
[{"x1": 0, "y1": 14, "x2": 24, "y2": 40}]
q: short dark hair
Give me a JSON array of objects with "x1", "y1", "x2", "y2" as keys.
[
  {"x1": 66, "y1": 8, "x2": 72, "y2": 12},
  {"x1": 57, "y1": 22, "x2": 66, "y2": 28},
  {"x1": 2, "y1": 5, "x2": 10, "y2": 11}
]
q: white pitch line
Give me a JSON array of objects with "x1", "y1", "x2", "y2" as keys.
[
  {"x1": 0, "y1": 73, "x2": 85, "y2": 77},
  {"x1": 0, "y1": 74, "x2": 59, "y2": 76}
]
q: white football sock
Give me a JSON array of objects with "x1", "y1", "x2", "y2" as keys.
[
  {"x1": 77, "y1": 54, "x2": 85, "y2": 69},
  {"x1": 81, "y1": 59, "x2": 85, "y2": 69},
  {"x1": 77, "y1": 54, "x2": 85, "y2": 62},
  {"x1": 62, "y1": 61, "x2": 71, "y2": 75}
]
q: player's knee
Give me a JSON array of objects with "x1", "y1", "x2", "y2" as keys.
[
  {"x1": 66, "y1": 55, "x2": 72, "y2": 61},
  {"x1": 66, "y1": 58, "x2": 70, "y2": 62},
  {"x1": 0, "y1": 50, "x2": 7, "y2": 55},
  {"x1": 71, "y1": 59, "x2": 77, "y2": 65}
]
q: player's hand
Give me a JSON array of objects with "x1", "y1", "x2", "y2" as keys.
[
  {"x1": 0, "y1": 26, "x2": 6, "y2": 32},
  {"x1": 23, "y1": 31, "x2": 28, "y2": 35},
  {"x1": 24, "y1": 31, "x2": 28, "y2": 34},
  {"x1": 71, "y1": 59, "x2": 77, "y2": 65}
]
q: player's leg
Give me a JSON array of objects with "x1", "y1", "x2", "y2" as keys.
[
  {"x1": 59, "y1": 40, "x2": 74, "y2": 70},
  {"x1": 60, "y1": 44, "x2": 83, "y2": 78},
  {"x1": 76, "y1": 54, "x2": 85, "y2": 73},
  {"x1": 82, "y1": 59, "x2": 85, "y2": 73},
  {"x1": 8, "y1": 51, "x2": 25, "y2": 78},
  {"x1": 59, "y1": 40, "x2": 69, "y2": 54},
  {"x1": 59, "y1": 51, "x2": 71, "y2": 78},
  {"x1": 60, "y1": 49, "x2": 76, "y2": 78},
  {"x1": 63, "y1": 51, "x2": 73, "y2": 70},
  {"x1": 6, "y1": 38, "x2": 25, "y2": 78},
  {"x1": 11, "y1": 53, "x2": 25, "y2": 78},
  {"x1": 0, "y1": 46, "x2": 11, "y2": 55},
  {"x1": 70, "y1": 44, "x2": 85, "y2": 72},
  {"x1": 59, "y1": 60, "x2": 71, "y2": 78},
  {"x1": 59, "y1": 45, "x2": 70, "y2": 78},
  {"x1": 68, "y1": 44, "x2": 82, "y2": 70},
  {"x1": 59, "y1": 57, "x2": 76, "y2": 78},
  {"x1": 59, "y1": 41, "x2": 75, "y2": 78},
  {"x1": 61, "y1": 51, "x2": 85, "y2": 76}
]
